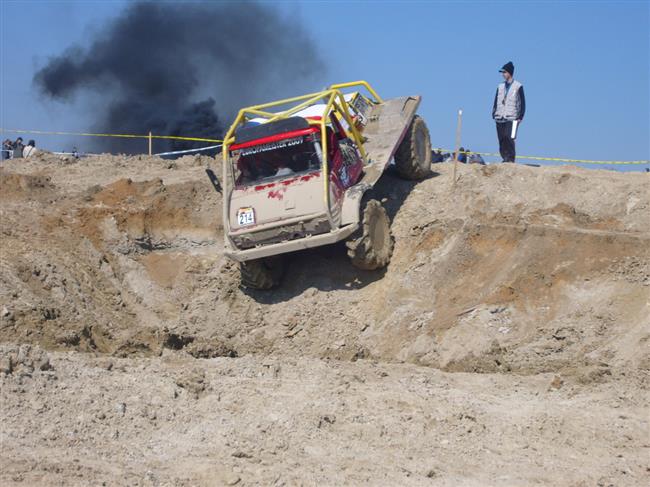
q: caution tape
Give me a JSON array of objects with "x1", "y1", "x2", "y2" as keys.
[
  {"x1": 2, "y1": 127, "x2": 646, "y2": 165},
  {"x1": 0, "y1": 128, "x2": 222, "y2": 143},
  {"x1": 434, "y1": 148, "x2": 648, "y2": 165},
  {"x1": 154, "y1": 144, "x2": 222, "y2": 156}
]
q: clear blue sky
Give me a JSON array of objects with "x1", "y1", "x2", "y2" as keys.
[{"x1": 1, "y1": 0, "x2": 648, "y2": 171}]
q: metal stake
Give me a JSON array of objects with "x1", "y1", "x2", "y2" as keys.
[{"x1": 452, "y1": 109, "x2": 463, "y2": 186}]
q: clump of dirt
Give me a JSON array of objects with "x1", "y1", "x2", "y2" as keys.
[{"x1": 0, "y1": 344, "x2": 52, "y2": 376}]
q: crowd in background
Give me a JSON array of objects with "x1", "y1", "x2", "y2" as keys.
[
  {"x1": 431, "y1": 148, "x2": 485, "y2": 165},
  {"x1": 2, "y1": 138, "x2": 38, "y2": 160}
]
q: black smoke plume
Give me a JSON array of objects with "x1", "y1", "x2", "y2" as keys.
[{"x1": 34, "y1": 1, "x2": 324, "y2": 154}]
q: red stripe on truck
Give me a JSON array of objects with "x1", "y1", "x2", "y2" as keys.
[{"x1": 230, "y1": 127, "x2": 319, "y2": 151}]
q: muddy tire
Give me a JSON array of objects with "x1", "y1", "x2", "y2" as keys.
[
  {"x1": 346, "y1": 199, "x2": 394, "y2": 270},
  {"x1": 239, "y1": 257, "x2": 285, "y2": 290},
  {"x1": 394, "y1": 115, "x2": 432, "y2": 180}
]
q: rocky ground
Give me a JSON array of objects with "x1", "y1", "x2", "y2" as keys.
[{"x1": 0, "y1": 152, "x2": 648, "y2": 486}]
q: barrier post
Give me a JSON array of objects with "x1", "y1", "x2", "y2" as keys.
[
  {"x1": 148, "y1": 131, "x2": 152, "y2": 156},
  {"x1": 452, "y1": 109, "x2": 462, "y2": 187}
]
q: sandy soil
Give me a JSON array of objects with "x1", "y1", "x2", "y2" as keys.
[{"x1": 0, "y1": 152, "x2": 648, "y2": 486}]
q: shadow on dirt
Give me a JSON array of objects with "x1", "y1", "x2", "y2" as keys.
[
  {"x1": 376, "y1": 168, "x2": 440, "y2": 221},
  {"x1": 241, "y1": 242, "x2": 386, "y2": 304}
]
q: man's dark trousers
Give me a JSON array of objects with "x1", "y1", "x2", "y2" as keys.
[{"x1": 496, "y1": 121, "x2": 516, "y2": 162}]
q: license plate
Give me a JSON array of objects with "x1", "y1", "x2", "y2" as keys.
[{"x1": 237, "y1": 207, "x2": 255, "y2": 226}]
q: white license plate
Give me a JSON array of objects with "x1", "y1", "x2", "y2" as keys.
[{"x1": 237, "y1": 207, "x2": 255, "y2": 226}]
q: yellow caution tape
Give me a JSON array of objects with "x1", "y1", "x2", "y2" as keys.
[
  {"x1": 0, "y1": 128, "x2": 222, "y2": 143},
  {"x1": 434, "y1": 148, "x2": 649, "y2": 165},
  {"x1": 1, "y1": 127, "x2": 646, "y2": 164}
]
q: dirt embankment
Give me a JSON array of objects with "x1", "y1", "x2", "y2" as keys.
[{"x1": 0, "y1": 153, "x2": 648, "y2": 486}]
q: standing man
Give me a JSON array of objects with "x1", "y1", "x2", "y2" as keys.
[
  {"x1": 492, "y1": 61, "x2": 525, "y2": 162},
  {"x1": 12, "y1": 137, "x2": 25, "y2": 158},
  {"x1": 1, "y1": 139, "x2": 13, "y2": 160},
  {"x1": 23, "y1": 140, "x2": 38, "y2": 158}
]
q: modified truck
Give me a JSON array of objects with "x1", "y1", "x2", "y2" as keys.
[{"x1": 210, "y1": 81, "x2": 431, "y2": 289}]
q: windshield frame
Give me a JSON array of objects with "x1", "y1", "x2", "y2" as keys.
[{"x1": 231, "y1": 128, "x2": 322, "y2": 188}]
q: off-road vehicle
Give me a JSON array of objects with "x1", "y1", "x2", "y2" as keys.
[{"x1": 209, "y1": 81, "x2": 431, "y2": 289}]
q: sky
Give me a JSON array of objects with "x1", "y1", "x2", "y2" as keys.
[{"x1": 1, "y1": 0, "x2": 649, "y2": 171}]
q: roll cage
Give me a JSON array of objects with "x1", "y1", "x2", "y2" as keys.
[{"x1": 222, "y1": 81, "x2": 383, "y2": 232}]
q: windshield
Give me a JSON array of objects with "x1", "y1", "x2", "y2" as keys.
[{"x1": 233, "y1": 135, "x2": 321, "y2": 186}]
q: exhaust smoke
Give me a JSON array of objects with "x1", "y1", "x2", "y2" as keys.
[{"x1": 34, "y1": 1, "x2": 325, "y2": 154}]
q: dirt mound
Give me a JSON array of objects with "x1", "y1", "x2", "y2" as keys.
[
  {"x1": 0, "y1": 169, "x2": 56, "y2": 200},
  {"x1": 0, "y1": 154, "x2": 224, "y2": 358},
  {"x1": 1, "y1": 158, "x2": 648, "y2": 374},
  {"x1": 75, "y1": 177, "x2": 221, "y2": 250},
  {"x1": 0, "y1": 154, "x2": 648, "y2": 485}
]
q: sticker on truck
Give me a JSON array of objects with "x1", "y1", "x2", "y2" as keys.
[
  {"x1": 240, "y1": 137, "x2": 303, "y2": 157},
  {"x1": 237, "y1": 207, "x2": 256, "y2": 226},
  {"x1": 350, "y1": 94, "x2": 371, "y2": 125}
]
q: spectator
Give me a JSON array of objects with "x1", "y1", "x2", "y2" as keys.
[
  {"x1": 23, "y1": 140, "x2": 37, "y2": 158},
  {"x1": 431, "y1": 149, "x2": 444, "y2": 163},
  {"x1": 492, "y1": 61, "x2": 526, "y2": 163},
  {"x1": 13, "y1": 137, "x2": 25, "y2": 158},
  {"x1": 468, "y1": 151, "x2": 486, "y2": 165},
  {"x1": 457, "y1": 147, "x2": 467, "y2": 163},
  {"x1": 1, "y1": 139, "x2": 13, "y2": 160}
]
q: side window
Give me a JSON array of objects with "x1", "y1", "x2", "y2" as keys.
[
  {"x1": 329, "y1": 112, "x2": 346, "y2": 140},
  {"x1": 339, "y1": 140, "x2": 359, "y2": 167},
  {"x1": 325, "y1": 127, "x2": 338, "y2": 168}
]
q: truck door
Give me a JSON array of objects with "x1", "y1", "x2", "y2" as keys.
[{"x1": 328, "y1": 113, "x2": 363, "y2": 191}]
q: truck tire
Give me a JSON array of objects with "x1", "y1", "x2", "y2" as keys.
[
  {"x1": 239, "y1": 257, "x2": 285, "y2": 290},
  {"x1": 394, "y1": 115, "x2": 432, "y2": 180},
  {"x1": 346, "y1": 199, "x2": 394, "y2": 270}
]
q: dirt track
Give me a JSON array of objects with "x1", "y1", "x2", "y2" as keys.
[{"x1": 1, "y1": 153, "x2": 648, "y2": 486}]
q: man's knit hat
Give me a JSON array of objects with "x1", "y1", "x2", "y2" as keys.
[{"x1": 499, "y1": 61, "x2": 514, "y2": 76}]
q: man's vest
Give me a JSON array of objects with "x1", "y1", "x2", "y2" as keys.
[{"x1": 494, "y1": 80, "x2": 522, "y2": 121}]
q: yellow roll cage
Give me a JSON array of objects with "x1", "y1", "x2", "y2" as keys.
[{"x1": 222, "y1": 81, "x2": 383, "y2": 230}]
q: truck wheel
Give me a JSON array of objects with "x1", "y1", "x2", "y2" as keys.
[
  {"x1": 239, "y1": 257, "x2": 285, "y2": 290},
  {"x1": 346, "y1": 199, "x2": 394, "y2": 270},
  {"x1": 394, "y1": 115, "x2": 432, "y2": 180}
]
